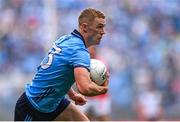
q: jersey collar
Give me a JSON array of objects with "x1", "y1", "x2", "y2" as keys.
[{"x1": 71, "y1": 29, "x2": 87, "y2": 48}]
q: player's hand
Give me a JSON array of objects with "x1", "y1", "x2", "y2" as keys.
[{"x1": 72, "y1": 93, "x2": 87, "y2": 106}]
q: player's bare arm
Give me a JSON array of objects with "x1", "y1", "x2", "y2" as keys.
[{"x1": 74, "y1": 67, "x2": 108, "y2": 96}]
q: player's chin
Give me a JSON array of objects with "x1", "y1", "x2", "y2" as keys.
[
  {"x1": 94, "y1": 42, "x2": 100, "y2": 45},
  {"x1": 93, "y1": 42, "x2": 100, "y2": 45},
  {"x1": 96, "y1": 39, "x2": 101, "y2": 44}
]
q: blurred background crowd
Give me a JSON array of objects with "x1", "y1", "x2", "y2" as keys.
[{"x1": 0, "y1": 0, "x2": 179, "y2": 120}]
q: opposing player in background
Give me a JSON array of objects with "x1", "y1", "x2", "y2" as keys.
[
  {"x1": 78, "y1": 46, "x2": 112, "y2": 121},
  {"x1": 14, "y1": 8, "x2": 109, "y2": 121}
]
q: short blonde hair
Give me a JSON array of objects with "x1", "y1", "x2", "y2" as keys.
[{"x1": 78, "y1": 8, "x2": 105, "y2": 26}]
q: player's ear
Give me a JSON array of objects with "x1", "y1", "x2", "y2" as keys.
[{"x1": 82, "y1": 23, "x2": 88, "y2": 33}]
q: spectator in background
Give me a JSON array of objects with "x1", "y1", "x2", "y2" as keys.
[{"x1": 134, "y1": 69, "x2": 164, "y2": 121}]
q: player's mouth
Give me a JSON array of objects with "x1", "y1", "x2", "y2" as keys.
[{"x1": 98, "y1": 36, "x2": 102, "y2": 40}]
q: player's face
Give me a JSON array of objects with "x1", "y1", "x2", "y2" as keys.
[{"x1": 87, "y1": 17, "x2": 106, "y2": 45}]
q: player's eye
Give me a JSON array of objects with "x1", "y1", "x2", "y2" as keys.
[{"x1": 97, "y1": 25, "x2": 103, "y2": 29}]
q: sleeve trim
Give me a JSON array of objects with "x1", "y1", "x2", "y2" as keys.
[{"x1": 74, "y1": 65, "x2": 90, "y2": 72}]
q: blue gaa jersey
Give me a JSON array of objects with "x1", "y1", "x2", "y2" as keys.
[{"x1": 25, "y1": 29, "x2": 90, "y2": 113}]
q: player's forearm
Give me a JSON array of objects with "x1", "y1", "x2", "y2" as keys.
[
  {"x1": 86, "y1": 85, "x2": 108, "y2": 96},
  {"x1": 78, "y1": 81, "x2": 108, "y2": 96}
]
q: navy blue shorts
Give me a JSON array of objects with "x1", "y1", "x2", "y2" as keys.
[{"x1": 14, "y1": 92, "x2": 70, "y2": 121}]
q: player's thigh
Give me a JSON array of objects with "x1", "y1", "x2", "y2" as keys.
[{"x1": 54, "y1": 102, "x2": 89, "y2": 121}]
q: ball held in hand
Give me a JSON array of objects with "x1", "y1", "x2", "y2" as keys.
[{"x1": 90, "y1": 59, "x2": 107, "y2": 85}]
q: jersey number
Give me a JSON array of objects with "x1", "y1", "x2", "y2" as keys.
[{"x1": 40, "y1": 44, "x2": 61, "y2": 69}]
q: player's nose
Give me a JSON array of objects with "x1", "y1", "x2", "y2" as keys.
[{"x1": 101, "y1": 28, "x2": 105, "y2": 35}]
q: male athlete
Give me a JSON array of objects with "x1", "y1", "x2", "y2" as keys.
[{"x1": 14, "y1": 8, "x2": 109, "y2": 121}]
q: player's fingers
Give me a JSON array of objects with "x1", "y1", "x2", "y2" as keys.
[
  {"x1": 106, "y1": 71, "x2": 110, "y2": 78},
  {"x1": 102, "y1": 78, "x2": 109, "y2": 87},
  {"x1": 75, "y1": 101, "x2": 86, "y2": 105}
]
